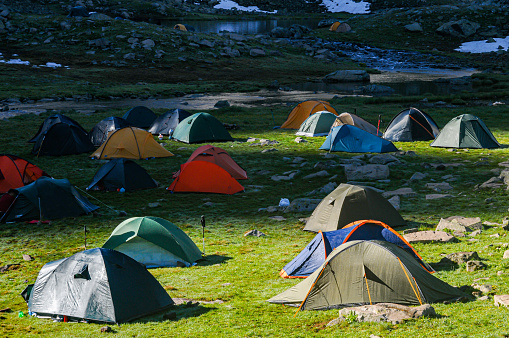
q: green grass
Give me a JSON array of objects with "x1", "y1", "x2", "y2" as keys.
[{"x1": 1, "y1": 99, "x2": 509, "y2": 337}]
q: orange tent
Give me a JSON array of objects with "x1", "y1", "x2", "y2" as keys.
[
  {"x1": 329, "y1": 22, "x2": 351, "y2": 33},
  {"x1": 168, "y1": 161, "x2": 244, "y2": 194},
  {"x1": 174, "y1": 145, "x2": 247, "y2": 180},
  {"x1": 90, "y1": 127, "x2": 173, "y2": 160},
  {"x1": 0, "y1": 154, "x2": 49, "y2": 193},
  {"x1": 281, "y1": 100, "x2": 337, "y2": 129}
]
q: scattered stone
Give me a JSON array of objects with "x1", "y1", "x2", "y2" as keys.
[
  {"x1": 477, "y1": 295, "x2": 490, "y2": 301},
  {"x1": 269, "y1": 216, "x2": 286, "y2": 221},
  {"x1": 494, "y1": 295, "x2": 509, "y2": 307},
  {"x1": 404, "y1": 231, "x2": 458, "y2": 243},
  {"x1": 466, "y1": 261, "x2": 486, "y2": 272},
  {"x1": 271, "y1": 171, "x2": 299, "y2": 181},
  {"x1": 323, "y1": 70, "x2": 370, "y2": 83},
  {"x1": 405, "y1": 22, "x2": 423, "y2": 32},
  {"x1": 308, "y1": 182, "x2": 338, "y2": 196},
  {"x1": 214, "y1": 100, "x2": 230, "y2": 108},
  {"x1": 163, "y1": 312, "x2": 177, "y2": 320},
  {"x1": 148, "y1": 202, "x2": 161, "y2": 208},
  {"x1": 221, "y1": 283, "x2": 232, "y2": 287},
  {"x1": 314, "y1": 160, "x2": 337, "y2": 170},
  {"x1": 425, "y1": 182, "x2": 453, "y2": 192},
  {"x1": 261, "y1": 148, "x2": 278, "y2": 153},
  {"x1": 382, "y1": 188, "x2": 416, "y2": 198},
  {"x1": 426, "y1": 194, "x2": 453, "y2": 200},
  {"x1": 284, "y1": 198, "x2": 321, "y2": 213},
  {"x1": 202, "y1": 202, "x2": 214, "y2": 207},
  {"x1": 436, "y1": 19, "x2": 480, "y2": 38},
  {"x1": 503, "y1": 250, "x2": 509, "y2": 259},
  {"x1": 100, "y1": 326, "x2": 112, "y2": 333},
  {"x1": 295, "y1": 137, "x2": 307, "y2": 143},
  {"x1": 249, "y1": 48, "x2": 266, "y2": 57},
  {"x1": 436, "y1": 216, "x2": 482, "y2": 233},
  {"x1": 244, "y1": 230, "x2": 267, "y2": 237},
  {"x1": 440, "y1": 252, "x2": 480, "y2": 265},
  {"x1": 472, "y1": 283, "x2": 493, "y2": 294},
  {"x1": 388, "y1": 195, "x2": 400, "y2": 210},
  {"x1": 410, "y1": 172, "x2": 427, "y2": 181},
  {"x1": 469, "y1": 230, "x2": 482, "y2": 237},
  {"x1": 369, "y1": 154, "x2": 399, "y2": 165},
  {"x1": 490, "y1": 233, "x2": 500, "y2": 238},
  {"x1": 141, "y1": 39, "x2": 155, "y2": 49},
  {"x1": 344, "y1": 164, "x2": 389, "y2": 181},
  {"x1": 303, "y1": 170, "x2": 329, "y2": 179},
  {"x1": 332, "y1": 303, "x2": 435, "y2": 325}
]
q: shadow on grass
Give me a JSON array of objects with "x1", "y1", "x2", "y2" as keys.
[
  {"x1": 196, "y1": 254, "x2": 232, "y2": 266},
  {"x1": 135, "y1": 303, "x2": 214, "y2": 323}
]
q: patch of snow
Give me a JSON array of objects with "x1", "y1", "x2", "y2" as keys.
[
  {"x1": 456, "y1": 36, "x2": 509, "y2": 53},
  {"x1": 43, "y1": 62, "x2": 62, "y2": 68},
  {"x1": 214, "y1": 0, "x2": 276, "y2": 13},
  {"x1": 322, "y1": 0, "x2": 370, "y2": 14},
  {"x1": 0, "y1": 59, "x2": 30, "y2": 65}
]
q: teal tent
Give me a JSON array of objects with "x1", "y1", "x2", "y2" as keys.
[
  {"x1": 172, "y1": 113, "x2": 233, "y2": 144},
  {"x1": 431, "y1": 114, "x2": 500, "y2": 149},
  {"x1": 296, "y1": 111, "x2": 337, "y2": 137},
  {"x1": 320, "y1": 125, "x2": 398, "y2": 153}
]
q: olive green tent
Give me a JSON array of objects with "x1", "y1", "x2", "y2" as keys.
[
  {"x1": 172, "y1": 113, "x2": 233, "y2": 144},
  {"x1": 268, "y1": 240, "x2": 464, "y2": 311},
  {"x1": 430, "y1": 114, "x2": 500, "y2": 149},
  {"x1": 295, "y1": 111, "x2": 337, "y2": 137},
  {"x1": 102, "y1": 216, "x2": 202, "y2": 268},
  {"x1": 303, "y1": 184, "x2": 405, "y2": 232}
]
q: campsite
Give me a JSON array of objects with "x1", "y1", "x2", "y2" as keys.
[{"x1": 1, "y1": 0, "x2": 509, "y2": 337}]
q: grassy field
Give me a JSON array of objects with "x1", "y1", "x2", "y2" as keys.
[{"x1": 1, "y1": 96, "x2": 509, "y2": 337}]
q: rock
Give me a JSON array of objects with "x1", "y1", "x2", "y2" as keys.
[
  {"x1": 503, "y1": 250, "x2": 509, "y2": 259},
  {"x1": 466, "y1": 261, "x2": 486, "y2": 272},
  {"x1": 88, "y1": 13, "x2": 112, "y2": 21},
  {"x1": 345, "y1": 164, "x2": 389, "y2": 181},
  {"x1": 382, "y1": 188, "x2": 416, "y2": 198},
  {"x1": 323, "y1": 70, "x2": 370, "y2": 83},
  {"x1": 359, "y1": 84, "x2": 395, "y2": 95},
  {"x1": 141, "y1": 39, "x2": 155, "y2": 49},
  {"x1": 284, "y1": 198, "x2": 321, "y2": 213},
  {"x1": 369, "y1": 154, "x2": 399, "y2": 165},
  {"x1": 303, "y1": 170, "x2": 329, "y2": 179},
  {"x1": 440, "y1": 252, "x2": 480, "y2": 265},
  {"x1": 336, "y1": 303, "x2": 435, "y2": 325},
  {"x1": 199, "y1": 39, "x2": 214, "y2": 48},
  {"x1": 308, "y1": 182, "x2": 338, "y2": 195},
  {"x1": 477, "y1": 295, "x2": 490, "y2": 301},
  {"x1": 261, "y1": 148, "x2": 278, "y2": 153},
  {"x1": 202, "y1": 202, "x2": 214, "y2": 207},
  {"x1": 269, "y1": 216, "x2": 286, "y2": 221},
  {"x1": 436, "y1": 19, "x2": 480, "y2": 38},
  {"x1": 405, "y1": 22, "x2": 423, "y2": 32},
  {"x1": 227, "y1": 33, "x2": 247, "y2": 41},
  {"x1": 478, "y1": 177, "x2": 504, "y2": 189},
  {"x1": 388, "y1": 195, "x2": 400, "y2": 210},
  {"x1": 494, "y1": 295, "x2": 509, "y2": 307},
  {"x1": 100, "y1": 326, "x2": 112, "y2": 333},
  {"x1": 214, "y1": 100, "x2": 230, "y2": 108},
  {"x1": 148, "y1": 202, "x2": 160, "y2": 208},
  {"x1": 163, "y1": 312, "x2": 177, "y2": 320},
  {"x1": 295, "y1": 137, "x2": 307, "y2": 143},
  {"x1": 271, "y1": 171, "x2": 299, "y2": 181},
  {"x1": 409, "y1": 172, "x2": 427, "y2": 181},
  {"x1": 426, "y1": 194, "x2": 453, "y2": 200},
  {"x1": 425, "y1": 182, "x2": 453, "y2": 192},
  {"x1": 221, "y1": 283, "x2": 232, "y2": 287},
  {"x1": 249, "y1": 48, "x2": 266, "y2": 57},
  {"x1": 123, "y1": 53, "x2": 135, "y2": 60},
  {"x1": 244, "y1": 229, "x2": 266, "y2": 237},
  {"x1": 404, "y1": 231, "x2": 458, "y2": 243},
  {"x1": 22, "y1": 254, "x2": 33, "y2": 261},
  {"x1": 472, "y1": 283, "x2": 493, "y2": 294},
  {"x1": 436, "y1": 216, "x2": 482, "y2": 233},
  {"x1": 403, "y1": 228, "x2": 418, "y2": 235}
]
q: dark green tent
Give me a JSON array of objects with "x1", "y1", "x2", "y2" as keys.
[
  {"x1": 31, "y1": 123, "x2": 95, "y2": 156},
  {"x1": 29, "y1": 114, "x2": 87, "y2": 143},
  {"x1": 87, "y1": 158, "x2": 157, "y2": 192},
  {"x1": 303, "y1": 184, "x2": 406, "y2": 232},
  {"x1": 172, "y1": 113, "x2": 233, "y2": 144},
  {"x1": 123, "y1": 106, "x2": 157, "y2": 129},
  {"x1": 268, "y1": 240, "x2": 464, "y2": 310},
  {"x1": 430, "y1": 114, "x2": 500, "y2": 149},
  {"x1": 25, "y1": 248, "x2": 174, "y2": 323},
  {"x1": 1, "y1": 177, "x2": 98, "y2": 222}
]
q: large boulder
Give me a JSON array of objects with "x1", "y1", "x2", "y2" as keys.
[
  {"x1": 284, "y1": 198, "x2": 321, "y2": 213},
  {"x1": 323, "y1": 70, "x2": 370, "y2": 83},
  {"x1": 404, "y1": 231, "x2": 459, "y2": 243},
  {"x1": 333, "y1": 303, "x2": 435, "y2": 325},
  {"x1": 436, "y1": 216, "x2": 482, "y2": 233},
  {"x1": 345, "y1": 164, "x2": 389, "y2": 181},
  {"x1": 436, "y1": 19, "x2": 480, "y2": 38},
  {"x1": 439, "y1": 251, "x2": 481, "y2": 265}
]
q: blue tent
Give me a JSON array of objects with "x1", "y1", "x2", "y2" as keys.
[
  {"x1": 320, "y1": 125, "x2": 397, "y2": 153},
  {"x1": 280, "y1": 220, "x2": 432, "y2": 278}
]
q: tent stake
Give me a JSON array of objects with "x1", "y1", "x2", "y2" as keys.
[{"x1": 201, "y1": 215, "x2": 206, "y2": 256}]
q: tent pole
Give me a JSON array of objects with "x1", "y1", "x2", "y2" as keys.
[
  {"x1": 84, "y1": 224, "x2": 87, "y2": 250},
  {"x1": 201, "y1": 215, "x2": 206, "y2": 256}
]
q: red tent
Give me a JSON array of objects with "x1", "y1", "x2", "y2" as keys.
[
  {"x1": 0, "y1": 154, "x2": 49, "y2": 194},
  {"x1": 174, "y1": 145, "x2": 247, "y2": 180},
  {"x1": 168, "y1": 161, "x2": 244, "y2": 194}
]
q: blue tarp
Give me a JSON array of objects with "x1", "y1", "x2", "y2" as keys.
[
  {"x1": 320, "y1": 125, "x2": 397, "y2": 153},
  {"x1": 281, "y1": 222, "x2": 430, "y2": 278}
]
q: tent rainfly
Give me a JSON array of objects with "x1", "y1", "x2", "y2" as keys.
[
  {"x1": 90, "y1": 127, "x2": 173, "y2": 160},
  {"x1": 172, "y1": 113, "x2": 233, "y2": 144},
  {"x1": 122, "y1": 106, "x2": 158, "y2": 129},
  {"x1": 89, "y1": 117, "x2": 131, "y2": 147},
  {"x1": 0, "y1": 154, "x2": 49, "y2": 194},
  {"x1": 148, "y1": 109, "x2": 191, "y2": 136},
  {"x1": 87, "y1": 158, "x2": 157, "y2": 192},
  {"x1": 102, "y1": 216, "x2": 203, "y2": 268},
  {"x1": 268, "y1": 240, "x2": 465, "y2": 311},
  {"x1": 384, "y1": 108, "x2": 439, "y2": 142},
  {"x1": 430, "y1": 114, "x2": 500, "y2": 149},
  {"x1": 24, "y1": 248, "x2": 174, "y2": 323},
  {"x1": 281, "y1": 220, "x2": 433, "y2": 279},
  {"x1": 320, "y1": 125, "x2": 398, "y2": 153},
  {"x1": 296, "y1": 111, "x2": 337, "y2": 137},
  {"x1": 303, "y1": 184, "x2": 406, "y2": 232},
  {"x1": 281, "y1": 100, "x2": 337, "y2": 129}
]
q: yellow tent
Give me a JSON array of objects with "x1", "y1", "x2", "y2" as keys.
[
  {"x1": 329, "y1": 22, "x2": 351, "y2": 33},
  {"x1": 90, "y1": 127, "x2": 173, "y2": 160},
  {"x1": 281, "y1": 100, "x2": 337, "y2": 129},
  {"x1": 174, "y1": 24, "x2": 187, "y2": 31}
]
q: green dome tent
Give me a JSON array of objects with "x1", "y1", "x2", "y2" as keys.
[
  {"x1": 102, "y1": 216, "x2": 202, "y2": 268},
  {"x1": 172, "y1": 113, "x2": 233, "y2": 144},
  {"x1": 24, "y1": 248, "x2": 174, "y2": 323},
  {"x1": 295, "y1": 111, "x2": 337, "y2": 137},
  {"x1": 303, "y1": 184, "x2": 405, "y2": 232},
  {"x1": 430, "y1": 114, "x2": 500, "y2": 149},
  {"x1": 268, "y1": 240, "x2": 464, "y2": 311}
]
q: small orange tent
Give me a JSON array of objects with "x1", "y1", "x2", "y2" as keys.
[
  {"x1": 174, "y1": 145, "x2": 247, "y2": 180},
  {"x1": 329, "y1": 22, "x2": 351, "y2": 33},
  {"x1": 281, "y1": 100, "x2": 337, "y2": 129},
  {"x1": 0, "y1": 154, "x2": 49, "y2": 193},
  {"x1": 174, "y1": 24, "x2": 187, "y2": 31},
  {"x1": 90, "y1": 127, "x2": 173, "y2": 160},
  {"x1": 168, "y1": 161, "x2": 244, "y2": 194}
]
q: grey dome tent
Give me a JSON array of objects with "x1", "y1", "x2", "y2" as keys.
[
  {"x1": 295, "y1": 111, "x2": 337, "y2": 137},
  {"x1": 24, "y1": 248, "x2": 174, "y2": 323},
  {"x1": 148, "y1": 109, "x2": 191, "y2": 135},
  {"x1": 29, "y1": 114, "x2": 87, "y2": 143},
  {"x1": 430, "y1": 114, "x2": 500, "y2": 149},
  {"x1": 87, "y1": 158, "x2": 157, "y2": 192},
  {"x1": 268, "y1": 240, "x2": 464, "y2": 311},
  {"x1": 384, "y1": 108, "x2": 439, "y2": 142},
  {"x1": 102, "y1": 216, "x2": 203, "y2": 268},
  {"x1": 31, "y1": 123, "x2": 95, "y2": 156},
  {"x1": 303, "y1": 184, "x2": 406, "y2": 232},
  {"x1": 122, "y1": 106, "x2": 157, "y2": 129},
  {"x1": 1, "y1": 177, "x2": 98, "y2": 222},
  {"x1": 89, "y1": 117, "x2": 131, "y2": 147}
]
